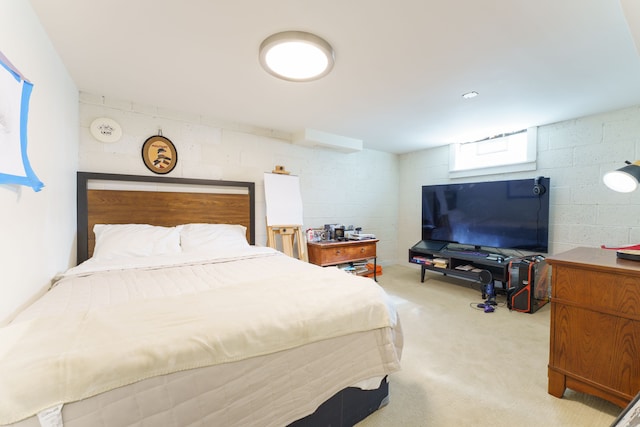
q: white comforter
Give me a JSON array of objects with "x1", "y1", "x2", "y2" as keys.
[{"x1": 0, "y1": 247, "x2": 398, "y2": 424}]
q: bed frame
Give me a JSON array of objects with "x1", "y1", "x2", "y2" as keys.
[
  {"x1": 74, "y1": 171, "x2": 388, "y2": 426},
  {"x1": 76, "y1": 171, "x2": 255, "y2": 264}
]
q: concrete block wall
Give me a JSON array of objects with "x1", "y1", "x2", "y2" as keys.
[
  {"x1": 79, "y1": 93, "x2": 640, "y2": 266},
  {"x1": 79, "y1": 93, "x2": 400, "y2": 264},
  {"x1": 397, "y1": 105, "x2": 640, "y2": 262}
]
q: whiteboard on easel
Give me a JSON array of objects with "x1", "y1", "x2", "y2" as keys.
[{"x1": 264, "y1": 173, "x2": 303, "y2": 226}]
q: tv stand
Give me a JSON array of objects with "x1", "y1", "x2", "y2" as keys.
[{"x1": 408, "y1": 240, "x2": 510, "y2": 289}]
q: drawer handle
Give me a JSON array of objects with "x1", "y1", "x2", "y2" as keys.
[
  {"x1": 335, "y1": 250, "x2": 341, "y2": 255},
  {"x1": 360, "y1": 248, "x2": 365, "y2": 253}
]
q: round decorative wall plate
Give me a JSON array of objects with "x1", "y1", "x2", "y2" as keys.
[
  {"x1": 90, "y1": 117, "x2": 122, "y2": 143},
  {"x1": 141, "y1": 135, "x2": 178, "y2": 174}
]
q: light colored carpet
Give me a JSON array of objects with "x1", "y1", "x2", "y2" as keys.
[{"x1": 356, "y1": 264, "x2": 622, "y2": 427}]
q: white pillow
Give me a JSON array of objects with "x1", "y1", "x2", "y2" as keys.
[
  {"x1": 180, "y1": 223, "x2": 249, "y2": 252},
  {"x1": 93, "y1": 224, "x2": 181, "y2": 260}
]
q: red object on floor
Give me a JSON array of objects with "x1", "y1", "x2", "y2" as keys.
[{"x1": 364, "y1": 263, "x2": 382, "y2": 278}]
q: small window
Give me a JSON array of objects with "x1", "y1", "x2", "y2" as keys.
[{"x1": 449, "y1": 127, "x2": 537, "y2": 178}]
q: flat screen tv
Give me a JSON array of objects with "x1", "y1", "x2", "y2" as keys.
[{"x1": 422, "y1": 177, "x2": 550, "y2": 253}]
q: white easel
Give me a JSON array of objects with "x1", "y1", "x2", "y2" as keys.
[
  {"x1": 264, "y1": 168, "x2": 306, "y2": 261},
  {"x1": 266, "y1": 224, "x2": 306, "y2": 260}
]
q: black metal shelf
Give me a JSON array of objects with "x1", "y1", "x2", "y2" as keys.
[{"x1": 409, "y1": 240, "x2": 510, "y2": 286}]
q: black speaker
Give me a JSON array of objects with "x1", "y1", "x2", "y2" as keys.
[
  {"x1": 478, "y1": 269, "x2": 492, "y2": 285},
  {"x1": 533, "y1": 176, "x2": 546, "y2": 196}
]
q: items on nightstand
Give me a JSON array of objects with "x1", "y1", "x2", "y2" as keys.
[
  {"x1": 323, "y1": 224, "x2": 354, "y2": 241},
  {"x1": 347, "y1": 233, "x2": 377, "y2": 240},
  {"x1": 313, "y1": 224, "x2": 376, "y2": 242},
  {"x1": 306, "y1": 228, "x2": 326, "y2": 242},
  {"x1": 344, "y1": 225, "x2": 376, "y2": 241}
]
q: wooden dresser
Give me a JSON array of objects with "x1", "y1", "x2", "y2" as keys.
[
  {"x1": 547, "y1": 247, "x2": 640, "y2": 407},
  {"x1": 307, "y1": 239, "x2": 378, "y2": 279}
]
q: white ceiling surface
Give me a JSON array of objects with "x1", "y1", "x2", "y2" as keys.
[{"x1": 29, "y1": 0, "x2": 640, "y2": 154}]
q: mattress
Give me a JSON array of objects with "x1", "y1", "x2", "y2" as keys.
[{"x1": 1, "y1": 247, "x2": 402, "y2": 426}]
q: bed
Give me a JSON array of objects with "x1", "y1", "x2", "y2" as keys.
[{"x1": 0, "y1": 172, "x2": 402, "y2": 427}]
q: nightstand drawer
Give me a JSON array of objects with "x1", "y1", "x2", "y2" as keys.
[
  {"x1": 321, "y1": 243, "x2": 376, "y2": 265},
  {"x1": 307, "y1": 240, "x2": 378, "y2": 267}
]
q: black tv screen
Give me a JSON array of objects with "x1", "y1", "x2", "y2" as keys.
[{"x1": 422, "y1": 177, "x2": 550, "y2": 253}]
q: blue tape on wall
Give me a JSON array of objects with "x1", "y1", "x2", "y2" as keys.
[{"x1": 0, "y1": 52, "x2": 44, "y2": 192}]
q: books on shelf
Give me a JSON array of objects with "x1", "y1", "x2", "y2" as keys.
[
  {"x1": 433, "y1": 258, "x2": 448, "y2": 268},
  {"x1": 338, "y1": 262, "x2": 370, "y2": 275},
  {"x1": 454, "y1": 264, "x2": 486, "y2": 273},
  {"x1": 413, "y1": 255, "x2": 448, "y2": 268}
]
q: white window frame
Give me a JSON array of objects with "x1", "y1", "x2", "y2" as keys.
[{"x1": 449, "y1": 127, "x2": 537, "y2": 178}]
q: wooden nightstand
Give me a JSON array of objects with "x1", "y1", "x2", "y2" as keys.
[{"x1": 307, "y1": 239, "x2": 379, "y2": 280}]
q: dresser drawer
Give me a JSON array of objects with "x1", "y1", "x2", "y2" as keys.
[{"x1": 553, "y1": 265, "x2": 640, "y2": 317}]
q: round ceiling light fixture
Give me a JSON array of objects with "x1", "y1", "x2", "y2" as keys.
[{"x1": 259, "y1": 31, "x2": 334, "y2": 82}]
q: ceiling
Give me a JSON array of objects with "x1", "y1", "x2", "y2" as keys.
[{"x1": 29, "y1": 0, "x2": 640, "y2": 154}]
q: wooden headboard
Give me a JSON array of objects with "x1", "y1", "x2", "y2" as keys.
[{"x1": 77, "y1": 172, "x2": 255, "y2": 264}]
